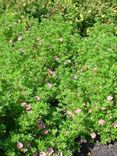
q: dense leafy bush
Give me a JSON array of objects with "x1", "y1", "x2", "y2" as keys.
[{"x1": 0, "y1": 1, "x2": 117, "y2": 156}]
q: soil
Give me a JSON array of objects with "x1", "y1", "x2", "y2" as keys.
[
  {"x1": 91, "y1": 142, "x2": 117, "y2": 156},
  {"x1": 75, "y1": 141, "x2": 117, "y2": 156}
]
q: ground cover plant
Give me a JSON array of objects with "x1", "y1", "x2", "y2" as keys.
[{"x1": 0, "y1": 0, "x2": 117, "y2": 156}]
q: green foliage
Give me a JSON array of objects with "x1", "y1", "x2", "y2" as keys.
[{"x1": 0, "y1": 0, "x2": 117, "y2": 155}]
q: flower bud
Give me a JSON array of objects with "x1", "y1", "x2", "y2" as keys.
[
  {"x1": 107, "y1": 95, "x2": 113, "y2": 102},
  {"x1": 47, "y1": 147, "x2": 54, "y2": 155},
  {"x1": 98, "y1": 119, "x2": 105, "y2": 125},
  {"x1": 90, "y1": 132, "x2": 96, "y2": 139},
  {"x1": 75, "y1": 109, "x2": 81, "y2": 113},
  {"x1": 17, "y1": 142, "x2": 23, "y2": 149},
  {"x1": 35, "y1": 96, "x2": 41, "y2": 101}
]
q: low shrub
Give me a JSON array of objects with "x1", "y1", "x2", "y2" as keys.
[{"x1": 0, "y1": 2, "x2": 117, "y2": 156}]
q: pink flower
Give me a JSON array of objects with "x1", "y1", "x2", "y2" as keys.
[
  {"x1": 43, "y1": 130, "x2": 49, "y2": 135},
  {"x1": 48, "y1": 69, "x2": 56, "y2": 77},
  {"x1": 107, "y1": 95, "x2": 113, "y2": 102},
  {"x1": 113, "y1": 122, "x2": 117, "y2": 128},
  {"x1": 21, "y1": 102, "x2": 32, "y2": 111},
  {"x1": 58, "y1": 38, "x2": 63, "y2": 42},
  {"x1": 21, "y1": 102, "x2": 27, "y2": 107},
  {"x1": 35, "y1": 96, "x2": 41, "y2": 101},
  {"x1": 25, "y1": 104, "x2": 32, "y2": 111},
  {"x1": 54, "y1": 56, "x2": 59, "y2": 61},
  {"x1": 17, "y1": 142, "x2": 23, "y2": 149},
  {"x1": 98, "y1": 119, "x2": 105, "y2": 125},
  {"x1": 39, "y1": 152, "x2": 46, "y2": 156},
  {"x1": 18, "y1": 35, "x2": 23, "y2": 41},
  {"x1": 47, "y1": 148, "x2": 54, "y2": 155},
  {"x1": 90, "y1": 132, "x2": 96, "y2": 139},
  {"x1": 75, "y1": 109, "x2": 81, "y2": 113},
  {"x1": 47, "y1": 83, "x2": 52, "y2": 89}
]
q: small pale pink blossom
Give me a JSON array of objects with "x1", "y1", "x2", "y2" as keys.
[
  {"x1": 48, "y1": 69, "x2": 56, "y2": 77},
  {"x1": 98, "y1": 119, "x2": 105, "y2": 126},
  {"x1": 43, "y1": 130, "x2": 49, "y2": 135},
  {"x1": 90, "y1": 132, "x2": 96, "y2": 139},
  {"x1": 47, "y1": 83, "x2": 52, "y2": 89},
  {"x1": 47, "y1": 147, "x2": 54, "y2": 155},
  {"x1": 21, "y1": 102, "x2": 32, "y2": 111},
  {"x1": 58, "y1": 37, "x2": 63, "y2": 42},
  {"x1": 18, "y1": 36, "x2": 23, "y2": 41},
  {"x1": 35, "y1": 96, "x2": 41, "y2": 101},
  {"x1": 113, "y1": 122, "x2": 117, "y2": 128},
  {"x1": 75, "y1": 109, "x2": 81, "y2": 113},
  {"x1": 54, "y1": 56, "x2": 59, "y2": 61},
  {"x1": 39, "y1": 152, "x2": 46, "y2": 156},
  {"x1": 25, "y1": 104, "x2": 32, "y2": 111},
  {"x1": 17, "y1": 142, "x2": 23, "y2": 149},
  {"x1": 21, "y1": 102, "x2": 27, "y2": 107},
  {"x1": 107, "y1": 95, "x2": 113, "y2": 102}
]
